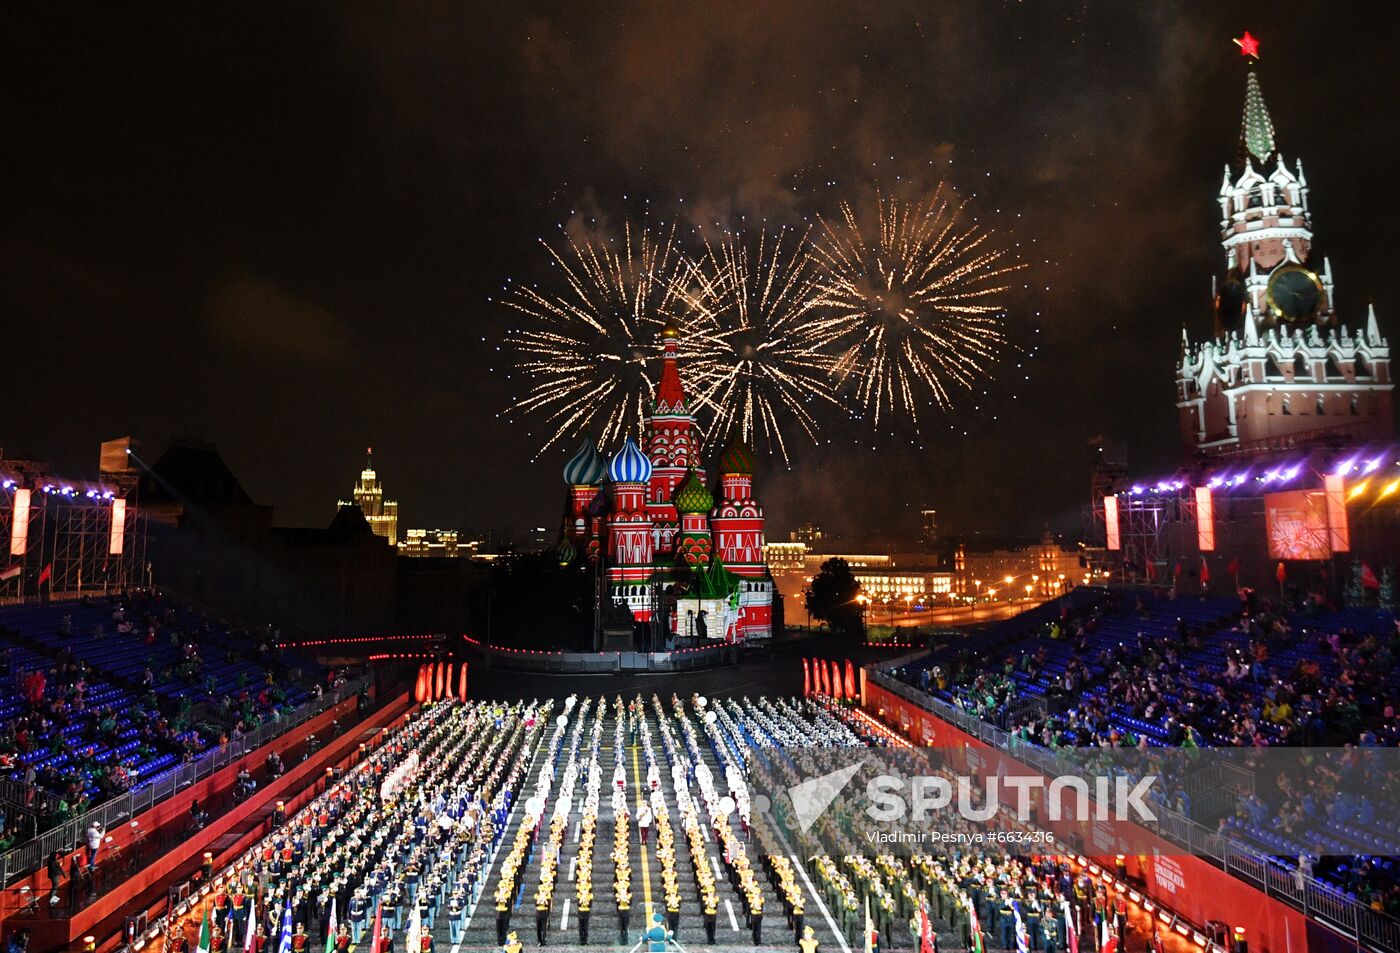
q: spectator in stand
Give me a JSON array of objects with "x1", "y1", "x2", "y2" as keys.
[
  {"x1": 84, "y1": 821, "x2": 103, "y2": 870},
  {"x1": 45, "y1": 850, "x2": 63, "y2": 905}
]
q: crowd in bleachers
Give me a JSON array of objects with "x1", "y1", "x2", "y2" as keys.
[
  {"x1": 0, "y1": 593, "x2": 333, "y2": 816},
  {"x1": 898, "y1": 588, "x2": 1399, "y2": 750},
  {"x1": 891, "y1": 585, "x2": 1400, "y2": 917}
]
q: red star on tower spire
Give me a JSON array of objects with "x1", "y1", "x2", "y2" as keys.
[{"x1": 1234, "y1": 31, "x2": 1260, "y2": 61}]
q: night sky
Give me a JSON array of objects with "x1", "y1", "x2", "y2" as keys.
[{"x1": 4, "y1": 2, "x2": 1398, "y2": 543}]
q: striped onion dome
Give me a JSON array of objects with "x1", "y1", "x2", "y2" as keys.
[
  {"x1": 556, "y1": 537, "x2": 577, "y2": 566},
  {"x1": 718, "y1": 434, "x2": 754, "y2": 474},
  {"x1": 562, "y1": 437, "x2": 607, "y2": 486},
  {"x1": 608, "y1": 437, "x2": 653, "y2": 484}
]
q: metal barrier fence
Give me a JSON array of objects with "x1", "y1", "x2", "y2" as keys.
[
  {"x1": 473, "y1": 644, "x2": 736, "y2": 673},
  {"x1": 0, "y1": 676, "x2": 367, "y2": 887},
  {"x1": 865, "y1": 668, "x2": 1400, "y2": 953},
  {"x1": 0, "y1": 778, "x2": 61, "y2": 812}
]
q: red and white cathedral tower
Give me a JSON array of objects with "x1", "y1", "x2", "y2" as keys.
[
  {"x1": 645, "y1": 323, "x2": 700, "y2": 556},
  {"x1": 604, "y1": 438, "x2": 655, "y2": 588},
  {"x1": 573, "y1": 323, "x2": 773, "y2": 641},
  {"x1": 1176, "y1": 41, "x2": 1392, "y2": 456},
  {"x1": 710, "y1": 436, "x2": 766, "y2": 574}
]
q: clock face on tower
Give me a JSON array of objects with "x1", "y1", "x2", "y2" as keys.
[{"x1": 1265, "y1": 265, "x2": 1323, "y2": 325}]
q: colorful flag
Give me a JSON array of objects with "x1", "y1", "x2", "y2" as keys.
[
  {"x1": 1014, "y1": 902, "x2": 1029, "y2": 953},
  {"x1": 965, "y1": 896, "x2": 984, "y2": 953},
  {"x1": 244, "y1": 898, "x2": 258, "y2": 953},
  {"x1": 918, "y1": 901, "x2": 937, "y2": 953},
  {"x1": 1100, "y1": 916, "x2": 1118, "y2": 953},
  {"x1": 1276, "y1": 561, "x2": 1287, "y2": 584},
  {"x1": 864, "y1": 895, "x2": 876, "y2": 953},
  {"x1": 1362, "y1": 562, "x2": 1381, "y2": 590},
  {"x1": 196, "y1": 908, "x2": 212, "y2": 953},
  {"x1": 1227, "y1": 556, "x2": 1240, "y2": 577},
  {"x1": 1062, "y1": 900, "x2": 1078, "y2": 953},
  {"x1": 802, "y1": 658, "x2": 811, "y2": 698},
  {"x1": 405, "y1": 901, "x2": 421, "y2": 953},
  {"x1": 368, "y1": 903, "x2": 383, "y2": 953},
  {"x1": 37, "y1": 563, "x2": 51, "y2": 586},
  {"x1": 1199, "y1": 557, "x2": 1211, "y2": 584},
  {"x1": 0, "y1": 565, "x2": 19, "y2": 581},
  {"x1": 323, "y1": 899, "x2": 337, "y2": 953},
  {"x1": 276, "y1": 899, "x2": 294, "y2": 953}
]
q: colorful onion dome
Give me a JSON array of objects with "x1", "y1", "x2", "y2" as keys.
[
  {"x1": 556, "y1": 537, "x2": 577, "y2": 566},
  {"x1": 608, "y1": 437, "x2": 653, "y2": 484},
  {"x1": 718, "y1": 433, "x2": 754, "y2": 474},
  {"x1": 673, "y1": 469, "x2": 714, "y2": 515},
  {"x1": 562, "y1": 436, "x2": 607, "y2": 486}
]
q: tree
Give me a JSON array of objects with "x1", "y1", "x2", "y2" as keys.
[
  {"x1": 1345, "y1": 557, "x2": 1365, "y2": 607},
  {"x1": 804, "y1": 558, "x2": 865, "y2": 637}
]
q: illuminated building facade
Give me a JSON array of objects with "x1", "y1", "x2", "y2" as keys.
[
  {"x1": 1177, "y1": 66, "x2": 1392, "y2": 457},
  {"x1": 953, "y1": 532, "x2": 1083, "y2": 599},
  {"x1": 557, "y1": 324, "x2": 773, "y2": 642},
  {"x1": 340, "y1": 448, "x2": 398, "y2": 545},
  {"x1": 399, "y1": 528, "x2": 461, "y2": 558}
]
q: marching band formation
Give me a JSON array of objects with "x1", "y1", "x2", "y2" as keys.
[{"x1": 158, "y1": 692, "x2": 1156, "y2": 953}]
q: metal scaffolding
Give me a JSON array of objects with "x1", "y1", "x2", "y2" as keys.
[
  {"x1": 1094, "y1": 487, "x2": 1200, "y2": 583},
  {"x1": 0, "y1": 488, "x2": 147, "y2": 604}
]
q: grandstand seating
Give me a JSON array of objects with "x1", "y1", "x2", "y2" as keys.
[
  {"x1": 886, "y1": 585, "x2": 1400, "y2": 917},
  {"x1": 0, "y1": 594, "x2": 327, "y2": 806}
]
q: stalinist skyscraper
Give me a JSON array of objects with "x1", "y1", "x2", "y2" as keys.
[{"x1": 340, "y1": 448, "x2": 399, "y2": 545}]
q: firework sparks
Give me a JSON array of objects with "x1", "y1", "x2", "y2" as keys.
[
  {"x1": 502, "y1": 215, "x2": 686, "y2": 453},
  {"x1": 810, "y1": 185, "x2": 1020, "y2": 429},
  {"x1": 674, "y1": 226, "x2": 842, "y2": 463}
]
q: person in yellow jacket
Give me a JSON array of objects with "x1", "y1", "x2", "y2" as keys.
[{"x1": 799, "y1": 925, "x2": 820, "y2": 953}]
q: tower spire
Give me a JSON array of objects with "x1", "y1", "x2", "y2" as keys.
[
  {"x1": 655, "y1": 322, "x2": 686, "y2": 412},
  {"x1": 1238, "y1": 71, "x2": 1277, "y2": 168}
]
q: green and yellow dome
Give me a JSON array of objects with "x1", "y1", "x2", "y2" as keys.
[{"x1": 673, "y1": 469, "x2": 714, "y2": 515}]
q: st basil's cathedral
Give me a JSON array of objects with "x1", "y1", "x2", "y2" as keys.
[{"x1": 556, "y1": 323, "x2": 774, "y2": 643}]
